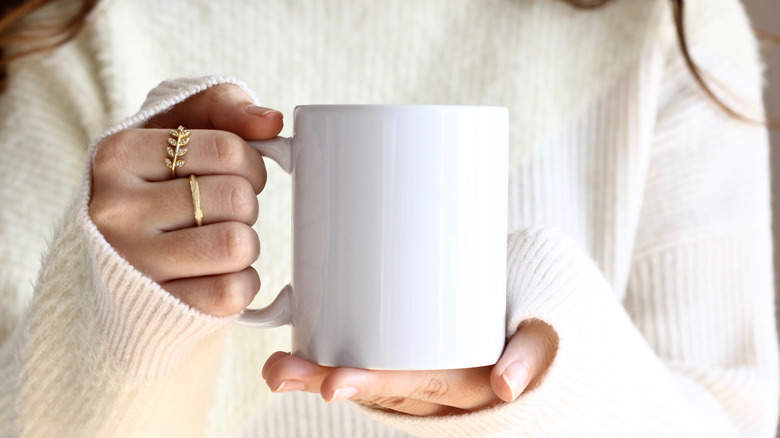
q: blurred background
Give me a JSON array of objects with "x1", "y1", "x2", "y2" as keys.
[{"x1": 741, "y1": 0, "x2": 779, "y2": 435}]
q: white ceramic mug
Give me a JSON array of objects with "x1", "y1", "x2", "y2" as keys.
[{"x1": 241, "y1": 105, "x2": 508, "y2": 370}]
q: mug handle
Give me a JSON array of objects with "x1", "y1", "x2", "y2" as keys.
[{"x1": 233, "y1": 137, "x2": 294, "y2": 328}]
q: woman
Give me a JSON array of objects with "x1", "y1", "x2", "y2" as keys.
[{"x1": 0, "y1": 0, "x2": 776, "y2": 436}]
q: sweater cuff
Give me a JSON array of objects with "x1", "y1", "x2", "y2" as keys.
[
  {"x1": 77, "y1": 76, "x2": 258, "y2": 379},
  {"x1": 80, "y1": 206, "x2": 235, "y2": 379}
]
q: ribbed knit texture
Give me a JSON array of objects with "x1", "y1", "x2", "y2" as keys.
[{"x1": 0, "y1": 0, "x2": 776, "y2": 437}]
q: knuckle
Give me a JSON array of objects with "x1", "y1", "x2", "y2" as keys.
[
  {"x1": 88, "y1": 197, "x2": 121, "y2": 230},
  {"x1": 527, "y1": 321, "x2": 559, "y2": 367},
  {"x1": 213, "y1": 133, "x2": 244, "y2": 171},
  {"x1": 206, "y1": 84, "x2": 247, "y2": 122},
  {"x1": 92, "y1": 131, "x2": 132, "y2": 173},
  {"x1": 221, "y1": 223, "x2": 258, "y2": 266},
  {"x1": 541, "y1": 326, "x2": 559, "y2": 354},
  {"x1": 224, "y1": 178, "x2": 258, "y2": 221},
  {"x1": 89, "y1": 188, "x2": 136, "y2": 234},
  {"x1": 208, "y1": 83, "x2": 244, "y2": 104},
  {"x1": 212, "y1": 274, "x2": 251, "y2": 313},
  {"x1": 410, "y1": 374, "x2": 448, "y2": 402},
  {"x1": 363, "y1": 396, "x2": 408, "y2": 411}
]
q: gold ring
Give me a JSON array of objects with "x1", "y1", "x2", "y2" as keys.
[
  {"x1": 189, "y1": 174, "x2": 204, "y2": 227},
  {"x1": 165, "y1": 125, "x2": 190, "y2": 178}
]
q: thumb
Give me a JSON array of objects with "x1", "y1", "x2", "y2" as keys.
[
  {"x1": 490, "y1": 320, "x2": 559, "y2": 402},
  {"x1": 145, "y1": 83, "x2": 283, "y2": 140}
]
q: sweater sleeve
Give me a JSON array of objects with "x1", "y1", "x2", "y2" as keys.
[
  {"x1": 360, "y1": 1, "x2": 778, "y2": 437},
  {"x1": 0, "y1": 74, "x2": 259, "y2": 437}
]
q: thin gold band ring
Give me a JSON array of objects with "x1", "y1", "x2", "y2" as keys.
[{"x1": 189, "y1": 174, "x2": 204, "y2": 227}]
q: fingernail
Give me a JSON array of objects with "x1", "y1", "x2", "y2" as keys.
[
  {"x1": 502, "y1": 362, "x2": 529, "y2": 401},
  {"x1": 327, "y1": 387, "x2": 358, "y2": 402},
  {"x1": 245, "y1": 104, "x2": 281, "y2": 118},
  {"x1": 274, "y1": 380, "x2": 305, "y2": 393}
]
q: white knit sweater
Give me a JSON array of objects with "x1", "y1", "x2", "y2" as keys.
[{"x1": 0, "y1": 0, "x2": 776, "y2": 437}]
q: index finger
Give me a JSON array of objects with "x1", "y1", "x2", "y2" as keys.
[
  {"x1": 320, "y1": 366, "x2": 497, "y2": 411},
  {"x1": 145, "y1": 84, "x2": 283, "y2": 140},
  {"x1": 263, "y1": 352, "x2": 497, "y2": 411}
]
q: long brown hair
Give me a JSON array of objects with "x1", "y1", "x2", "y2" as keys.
[
  {"x1": 567, "y1": 0, "x2": 777, "y2": 128},
  {"x1": 0, "y1": 0, "x2": 774, "y2": 127},
  {"x1": 0, "y1": 0, "x2": 97, "y2": 87}
]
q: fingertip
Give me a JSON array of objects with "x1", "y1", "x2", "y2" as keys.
[
  {"x1": 204, "y1": 86, "x2": 282, "y2": 139},
  {"x1": 261, "y1": 351, "x2": 291, "y2": 380},
  {"x1": 245, "y1": 104, "x2": 282, "y2": 118},
  {"x1": 274, "y1": 379, "x2": 306, "y2": 393},
  {"x1": 144, "y1": 84, "x2": 284, "y2": 137},
  {"x1": 494, "y1": 362, "x2": 529, "y2": 402},
  {"x1": 242, "y1": 105, "x2": 284, "y2": 140},
  {"x1": 325, "y1": 386, "x2": 359, "y2": 403},
  {"x1": 261, "y1": 352, "x2": 333, "y2": 396},
  {"x1": 320, "y1": 367, "x2": 365, "y2": 402}
]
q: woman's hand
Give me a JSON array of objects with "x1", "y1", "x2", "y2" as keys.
[
  {"x1": 262, "y1": 320, "x2": 558, "y2": 416},
  {"x1": 89, "y1": 84, "x2": 282, "y2": 317}
]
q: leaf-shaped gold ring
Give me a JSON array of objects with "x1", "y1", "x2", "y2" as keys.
[{"x1": 166, "y1": 125, "x2": 191, "y2": 178}]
